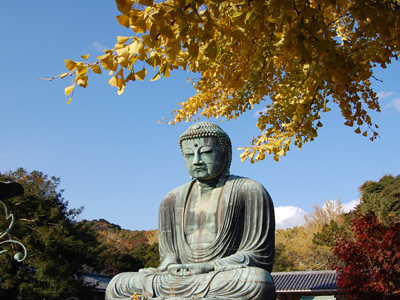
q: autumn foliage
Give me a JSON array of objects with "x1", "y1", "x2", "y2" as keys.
[
  {"x1": 50, "y1": 0, "x2": 400, "y2": 161},
  {"x1": 333, "y1": 213, "x2": 400, "y2": 300},
  {"x1": 332, "y1": 174, "x2": 400, "y2": 300}
]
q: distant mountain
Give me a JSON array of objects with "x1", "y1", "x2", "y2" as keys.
[{"x1": 78, "y1": 219, "x2": 159, "y2": 276}]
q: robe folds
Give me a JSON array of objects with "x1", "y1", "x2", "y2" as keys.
[{"x1": 105, "y1": 175, "x2": 275, "y2": 300}]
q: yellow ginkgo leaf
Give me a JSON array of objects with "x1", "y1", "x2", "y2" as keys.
[
  {"x1": 117, "y1": 36, "x2": 130, "y2": 44},
  {"x1": 160, "y1": 63, "x2": 170, "y2": 78},
  {"x1": 76, "y1": 76, "x2": 88, "y2": 88},
  {"x1": 163, "y1": 65, "x2": 170, "y2": 78},
  {"x1": 77, "y1": 65, "x2": 88, "y2": 76},
  {"x1": 204, "y1": 41, "x2": 217, "y2": 59},
  {"x1": 117, "y1": 85, "x2": 125, "y2": 95},
  {"x1": 60, "y1": 73, "x2": 69, "y2": 79},
  {"x1": 245, "y1": 11, "x2": 259, "y2": 23},
  {"x1": 64, "y1": 59, "x2": 77, "y2": 71},
  {"x1": 67, "y1": 97, "x2": 72, "y2": 105},
  {"x1": 134, "y1": 68, "x2": 147, "y2": 81},
  {"x1": 129, "y1": 41, "x2": 139, "y2": 54},
  {"x1": 116, "y1": 15, "x2": 129, "y2": 28},
  {"x1": 81, "y1": 54, "x2": 90, "y2": 60},
  {"x1": 160, "y1": 26, "x2": 175, "y2": 39},
  {"x1": 231, "y1": 29, "x2": 245, "y2": 41},
  {"x1": 126, "y1": 70, "x2": 136, "y2": 82},
  {"x1": 150, "y1": 72, "x2": 161, "y2": 81},
  {"x1": 108, "y1": 75, "x2": 118, "y2": 87},
  {"x1": 278, "y1": 149, "x2": 286, "y2": 156},
  {"x1": 65, "y1": 84, "x2": 75, "y2": 96},
  {"x1": 90, "y1": 64, "x2": 102, "y2": 74}
]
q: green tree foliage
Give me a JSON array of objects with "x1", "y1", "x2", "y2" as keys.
[
  {"x1": 144, "y1": 242, "x2": 160, "y2": 268},
  {"x1": 50, "y1": 0, "x2": 400, "y2": 161},
  {"x1": 358, "y1": 174, "x2": 400, "y2": 226},
  {"x1": 0, "y1": 168, "x2": 97, "y2": 300},
  {"x1": 313, "y1": 217, "x2": 352, "y2": 248},
  {"x1": 272, "y1": 243, "x2": 295, "y2": 272},
  {"x1": 131, "y1": 242, "x2": 150, "y2": 264},
  {"x1": 313, "y1": 220, "x2": 342, "y2": 247}
]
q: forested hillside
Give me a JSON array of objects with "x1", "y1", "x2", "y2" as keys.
[{"x1": 80, "y1": 219, "x2": 160, "y2": 276}]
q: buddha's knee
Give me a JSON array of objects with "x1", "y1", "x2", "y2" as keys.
[
  {"x1": 106, "y1": 272, "x2": 143, "y2": 300},
  {"x1": 208, "y1": 267, "x2": 275, "y2": 300},
  {"x1": 247, "y1": 266, "x2": 274, "y2": 283},
  {"x1": 247, "y1": 267, "x2": 275, "y2": 299}
]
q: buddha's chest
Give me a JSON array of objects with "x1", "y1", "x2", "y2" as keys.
[{"x1": 184, "y1": 185, "x2": 222, "y2": 248}]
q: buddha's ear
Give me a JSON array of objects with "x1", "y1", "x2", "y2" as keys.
[{"x1": 223, "y1": 151, "x2": 231, "y2": 176}]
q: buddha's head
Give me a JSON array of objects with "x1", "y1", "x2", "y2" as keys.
[{"x1": 179, "y1": 122, "x2": 232, "y2": 181}]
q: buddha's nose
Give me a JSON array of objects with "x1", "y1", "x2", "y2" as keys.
[{"x1": 193, "y1": 152, "x2": 202, "y2": 165}]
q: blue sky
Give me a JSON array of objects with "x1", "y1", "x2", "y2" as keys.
[{"x1": 1, "y1": 1, "x2": 399, "y2": 230}]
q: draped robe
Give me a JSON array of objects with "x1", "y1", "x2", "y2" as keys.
[{"x1": 106, "y1": 175, "x2": 275, "y2": 300}]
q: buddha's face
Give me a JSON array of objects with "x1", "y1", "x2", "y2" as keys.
[{"x1": 181, "y1": 137, "x2": 226, "y2": 180}]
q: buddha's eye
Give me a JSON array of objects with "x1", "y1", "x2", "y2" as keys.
[
  {"x1": 200, "y1": 147, "x2": 213, "y2": 153},
  {"x1": 183, "y1": 150, "x2": 194, "y2": 157}
]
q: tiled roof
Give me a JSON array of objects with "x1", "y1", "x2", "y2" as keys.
[
  {"x1": 271, "y1": 271, "x2": 338, "y2": 292},
  {"x1": 300, "y1": 296, "x2": 336, "y2": 300},
  {"x1": 83, "y1": 273, "x2": 113, "y2": 291}
]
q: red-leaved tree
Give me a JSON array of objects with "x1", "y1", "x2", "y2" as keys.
[{"x1": 333, "y1": 212, "x2": 400, "y2": 300}]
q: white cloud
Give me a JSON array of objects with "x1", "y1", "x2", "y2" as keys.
[
  {"x1": 274, "y1": 199, "x2": 360, "y2": 230},
  {"x1": 342, "y1": 199, "x2": 360, "y2": 213},
  {"x1": 377, "y1": 91, "x2": 394, "y2": 99},
  {"x1": 253, "y1": 108, "x2": 268, "y2": 118},
  {"x1": 392, "y1": 98, "x2": 400, "y2": 112},
  {"x1": 322, "y1": 199, "x2": 340, "y2": 211},
  {"x1": 275, "y1": 206, "x2": 306, "y2": 229},
  {"x1": 90, "y1": 41, "x2": 108, "y2": 52},
  {"x1": 383, "y1": 97, "x2": 400, "y2": 113}
]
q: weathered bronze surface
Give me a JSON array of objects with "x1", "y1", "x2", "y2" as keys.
[{"x1": 106, "y1": 122, "x2": 275, "y2": 300}]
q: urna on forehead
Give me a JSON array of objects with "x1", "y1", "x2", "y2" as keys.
[{"x1": 178, "y1": 122, "x2": 232, "y2": 153}]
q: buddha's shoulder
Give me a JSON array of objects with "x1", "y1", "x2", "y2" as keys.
[
  {"x1": 229, "y1": 175, "x2": 266, "y2": 190},
  {"x1": 162, "y1": 181, "x2": 193, "y2": 201}
]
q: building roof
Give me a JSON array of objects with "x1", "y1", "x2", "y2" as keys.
[
  {"x1": 83, "y1": 273, "x2": 113, "y2": 291},
  {"x1": 271, "y1": 271, "x2": 338, "y2": 292}
]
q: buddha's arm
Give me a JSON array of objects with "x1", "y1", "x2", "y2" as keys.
[
  {"x1": 158, "y1": 254, "x2": 181, "y2": 272},
  {"x1": 210, "y1": 251, "x2": 256, "y2": 271},
  {"x1": 212, "y1": 180, "x2": 275, "y2": 272},
  {"x1": 158, "y1": 187, "x2": 193, "y2": 274}
]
